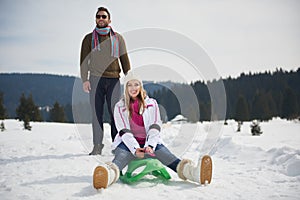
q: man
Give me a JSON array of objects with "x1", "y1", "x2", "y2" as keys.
[{"x1": 80, "y1": 7, "x2": 130, "y2": 155}]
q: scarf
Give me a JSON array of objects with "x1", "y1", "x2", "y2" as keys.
[
  {"x1": 91, "y1": 26, "x2": 119, "y2": 58},
  {"x1": 129, "y1": 99, "x2": 146, "y2": 145}
]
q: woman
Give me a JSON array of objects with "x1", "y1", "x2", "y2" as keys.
[{"x1": 93, "y1": 71, "x2": 212, "y2": 189}]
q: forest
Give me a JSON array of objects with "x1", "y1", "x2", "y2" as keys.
[{"x1": 0, "y1": 68, "x2": 299, "y2": 123}]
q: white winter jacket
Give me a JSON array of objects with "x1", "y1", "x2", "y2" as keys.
[{"x1": 112, "y1": 96, "x2": 164, "y2": 155}]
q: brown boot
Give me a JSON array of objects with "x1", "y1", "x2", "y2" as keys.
[{"x1": 93, "y1": 162, "x2": 120, "y2": 189}]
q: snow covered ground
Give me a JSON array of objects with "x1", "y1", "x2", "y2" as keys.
[{"x1": 0, "y1": 118, "x2": 299, "y2": 200}]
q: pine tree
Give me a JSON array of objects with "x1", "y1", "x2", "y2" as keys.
[
  {"x1": 23, "y1": 115, "x2": 32, "y2": 131},
  {"x1": 0, "y1": 92, "x2": 7, "y2": 120},
  {"x1": 63, "y1": 104, "x2": 73, "y2": 123},
  {"x1": 0, "y1": 121, "x2": 5, "y2": 131},
  {"x1": 49, "y1": 101, "x2": 66, "y2": 122},
  {"x1": 16, "y1": 93, "x2": 43, "y2": 130},
  {"x1": 16, "y1": 93, "x2": 27, "y2": 121},
  {"x1": 234, "y1": 95, "x2": 250, "y2": 122},
  {"x1": 0, "y1": 92, "x2": 7, "y2": 132},
  {"x1": 27, "y1": 94, "x2": 42, "y2": 121},
  {"x1": 281, "y1": 87, "x2": 299, "y2": 119},
  {"x1": 16, "y1": 93, "x2": 42, "y2": 122},
  {"x1": 251, "y1": 91, "x2": 273, "y2": 121},
  {"x1": 199, "y1": 102, "x2": 211, "y2": 121}
]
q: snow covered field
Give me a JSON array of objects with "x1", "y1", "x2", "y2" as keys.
[{"x1": 0, "y1": 118, "x2": 299, "y2": 200}]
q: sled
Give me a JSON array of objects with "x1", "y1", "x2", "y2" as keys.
[{"x1": 119, "y1": 158, "x2": 171, "y2": 184}]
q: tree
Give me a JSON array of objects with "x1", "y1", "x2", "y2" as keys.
[
  {"x1": 0, "y1": 92, "x2": 7, "y2": 131},
  {"x1": 16, "y1": 93, "x2": 42, "y2": 122},
  {"x1": 281, "y1": 87, "x2": 299, "y2": 119},
  {"x1": 0, "y1": 92, "x2": 7, "y2": 119},
  {"x1": 16, "y1": 93, "x2": 42, "y2": 130},
  {"x1": 234, "y1": 95, "x2": 250, "y2": 122},
  {"x1": 49, "y1": 101, "x2": 66, "y2": 122},
  {"x1": 251, "y1": 91, "x2": 273, "y2": 121},
  {"x1": 26, "y1": 94, "x2": 42, "y2": 121},
  {"x1": 16, "y1": 93, "x2": 27, "y2": 121},
  {"x1": 199, "y1": 102, "x2": 211, "y2": 121},
  {"x1": 23, "y1": 115, "x2": 32, "y2": 131}
]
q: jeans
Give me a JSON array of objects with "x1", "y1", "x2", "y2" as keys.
[
  {"x1": 89, "y1": 76, "x2": 121, "y2": 145},
  {"x1": 112, "y1": 142, "x2": 181, "y2": 172}
]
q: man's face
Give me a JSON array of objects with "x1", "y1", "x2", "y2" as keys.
[{"x1": 96, "y1": 11, "x2": 111, "y2": 28}]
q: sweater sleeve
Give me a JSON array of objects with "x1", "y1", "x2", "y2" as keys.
[
  {"x1": 80, "y1": 34, "x2": 92, "y2": 82},
  {"x1": 118, "y1": 34, "x2": 131, "y2": 75}
]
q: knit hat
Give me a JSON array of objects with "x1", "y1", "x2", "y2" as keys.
[{"x1": 123, "y1": 70, "x2": 143, "y2": 91}]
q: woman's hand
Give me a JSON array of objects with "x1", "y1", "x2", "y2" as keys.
[
  {"x1": 135, "y1": 148, "x2": 145, "y2": 158},
  {"x1": 144, "y1": 146, "x2": 155, "y2": 157}
]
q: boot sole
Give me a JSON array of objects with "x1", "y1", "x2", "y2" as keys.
[
  {"x1": 200, "y1": 155, "x2": 212, "y2": 184},
  {"x1": 93, "y1": 166, "x2": 108, "y2": 189}
]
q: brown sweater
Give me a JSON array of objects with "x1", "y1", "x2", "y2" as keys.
[{"x1": 80, "y1": 32, "x2": 131, "y2": 82}]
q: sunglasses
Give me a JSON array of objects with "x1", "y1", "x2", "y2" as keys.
[{"x1": 96, "y1": 14, "x2": 108, "y2": 19}]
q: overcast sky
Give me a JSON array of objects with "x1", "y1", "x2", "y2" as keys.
[{"x1": 0, "y1": 0, "x2": 299, "y2": 82}]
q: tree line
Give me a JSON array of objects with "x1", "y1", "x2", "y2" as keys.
[
  {"x1": 0, "y1": 68, "x2": 299, "y2": 129},
  {"x1": 149, "y1": 68, "x2": 300, "y2": 122},
  {"x1": 0, "y1": 92, "x2": 67, "y2": 130}
]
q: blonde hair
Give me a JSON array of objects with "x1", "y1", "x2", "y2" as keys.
[{"x1": 124, "y1": 80, "x2": 147, "y2": 118}]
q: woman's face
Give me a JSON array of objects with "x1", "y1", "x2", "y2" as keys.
[{"x1": 127, "y1": 80, "x2": 141, "y2": 99}]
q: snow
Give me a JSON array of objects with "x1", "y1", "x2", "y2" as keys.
[
  {"x1": 0, "y1": 118, "x2": 299, "y2": 200},
  {"x1": 170, "y1": 114, "x2": 188, "y2": 123}
]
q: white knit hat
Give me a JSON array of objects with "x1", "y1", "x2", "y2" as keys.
[{"x1": 123, "y1": 70, "x2": 143, "y2": 90}]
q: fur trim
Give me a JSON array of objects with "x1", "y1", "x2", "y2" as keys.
[
  {"x1": 106, "y1": 162, "x2": 120, "y2": 184},
  {"x1": 176, "y1": 159, "x2": 192, "y2": 180}
]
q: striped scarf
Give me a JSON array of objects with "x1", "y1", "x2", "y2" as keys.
[{"x1": 91, "y1": 26, "x2": 119, "y2": 58}]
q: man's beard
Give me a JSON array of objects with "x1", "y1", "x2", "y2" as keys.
[{"x1": 96, "y1": 22, "x2": 109, "y2": 28}]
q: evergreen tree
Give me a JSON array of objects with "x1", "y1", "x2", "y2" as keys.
[
  {"x1": 27, "y1": 94, "x2": 43, "y2": 121},
  {"x1": 0, "y1": 92, "x2": 7, "y2": 119},
  {"x1": 266, "y1": 92, "x2": 278, "y2": 117},
  {"x1": 281, "y1": 87, "x2": 299, "y2": 119},
  {"x1": 64, "y1": 104, "x2": 73, "y2": 123},
  {"x1": 0, "y1": 121, "x2": 5, "y2": 131},
  {"x1": 23, "y1": 115, "x2": 32, "y2": 131},
  {"x1": 199, "y1": 102, "x2": 211, "y2": 121},
  {"x1": 16, "y1": 93, "x2": 42, "y2": 122},
  {"x1": 234, "y1": 95, "x2": 250, "y2": 122},
  {"x1": 49, "y1": 101, "x2": 66, "y2": 122},
  {"x1": 16, "y1": 93, "x2": 27, "y2": 121},
  {"x1": 251, "y1": 91, "x2": 272, "y2": 121}
]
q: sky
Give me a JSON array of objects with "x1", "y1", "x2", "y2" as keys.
[{"x1": 0, "y1": 0, "x2": 299, "y2": 82}]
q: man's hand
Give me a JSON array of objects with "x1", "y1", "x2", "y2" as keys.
[
  {"x1": 135, "y1": 148, "x2": 145, "y2": 158},
  {"x1": 83, "y1": 81, "x2": 91, "y2": 93}
]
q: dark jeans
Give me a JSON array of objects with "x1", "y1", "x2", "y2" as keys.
[
  {"x1": 112, "y1": 142, "x2": 181, "y2": 172},
  {"x1": 89, "y1": 76, "x2": 121, "y2": 145}
]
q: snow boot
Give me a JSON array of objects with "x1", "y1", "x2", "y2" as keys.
[
  {"x1": 177, "y1": 155, "x2": 212, "y2": 185},
  {"x1": 93, "y1": 162, "x2": 120, "y2": 189},
  {"x1": 89, "y1": 144, "x2": 104, "y2": 155}
]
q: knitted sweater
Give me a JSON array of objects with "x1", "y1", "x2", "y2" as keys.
[
  {"x1": 80, "y1": 32, "x2": 130, "y2": 82},
  {"x1": 129, "y1": 99, "x2": 147, "y2": 145}
]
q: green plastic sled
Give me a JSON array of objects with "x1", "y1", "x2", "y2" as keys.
[{"x1": 119, "y1": 158, "x2": 171, "y2": 184}]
